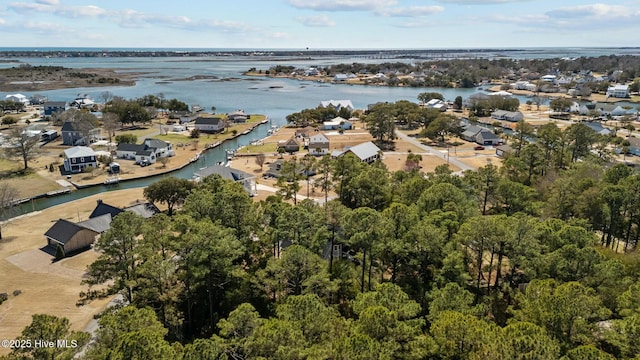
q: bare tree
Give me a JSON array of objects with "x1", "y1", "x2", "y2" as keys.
[
  {"x1": 100, "y1": 91, "x2": 114, "y2": 104},
  {"x1": 102, "y1": 112, "x2": 119, "y2": 143},
  {"x1": 0, "y1": 182, "x2": 18, "y2": 240},
  {"x1": 5, "y1": 127, "x2": 40, "y2": 170}
]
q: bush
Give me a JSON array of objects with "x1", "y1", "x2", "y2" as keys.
[
  {"x1": 55, "y1": 244, "x2": 65, "y2": 261},
  {"x1": 12, "y1": 289, "x2": 21, "y2": 296},
  {"x1": 190, "y1": 128, "x2": 200, "y2": 138}
]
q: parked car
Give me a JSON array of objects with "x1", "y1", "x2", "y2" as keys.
[
  {"x1": 474, "y1": 146, "x2": 485, "y2": 150},
  {"x1": 139, "y1": 160, "x2": 150, "y2": 167}
]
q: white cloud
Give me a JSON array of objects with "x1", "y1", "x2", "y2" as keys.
[
  {"x1": 435, "y1": 0, "x2": 532, "y2": 3},
  {"x1": 295, "y1": 15, "x2": 336, "y2": 27},
  {"x1": 546, "y1": 4, "x2": 635, "y2": 19},
  {"x1": 287, "y1": 0, "x2": 397, "y2": 11},
  {"x1": 376, "y1": 6, "x2": 444, "y2": 17},
  {"x1": 35, "y1": 0, "x2": 58, "y2": 4}
]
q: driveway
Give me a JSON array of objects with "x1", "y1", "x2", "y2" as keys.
[{"x1": 394, "y1": 130, "x2": 477, "y2": 172}]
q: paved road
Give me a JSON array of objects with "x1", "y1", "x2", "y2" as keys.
[{"x1": 394, "y1": 130, "x2": 477, "y2": 172}]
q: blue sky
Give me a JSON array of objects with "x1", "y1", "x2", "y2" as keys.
[{"x1": 1, "y1": 0, "x2": 640, "y2": 49}]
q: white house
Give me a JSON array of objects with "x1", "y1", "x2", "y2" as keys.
[
  {"x1": 425, "y1": 99, "x2": 447, "y2": 111},
  {"x1": 308, "y1": 133, "x2": 330, "y2": 156},
  {"x1": 319, "y1": 100, "x2": 354, "y2": 112},
  {"x1": 491, "y1": 110, "x2": 524, "y2": 122},
  {"x1": 606, "y1": 84, "x2": 630, "y2": 98},
  {"x1": 63, "y1": 146, "x2": 98, "y2": 173},
  {"x1": 323, "y1": 117, "x2": 352, "y2": 130},
  {"x1": 5, "y1": 93, "x2": 29, "y2": 105},
  {"x1": 336, "y1": 141, "x2": 381, "y2": 163},
  {"x1": 144, "y1": 138, "x2": 175, "y2": 158}
]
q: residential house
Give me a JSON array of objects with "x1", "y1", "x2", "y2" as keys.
[
  {"x1": 44, "y1": 218, "x2": 100, "y2": 255},
  {"x1": 63, "y1": 146, "x2": 98, "y2": 173},
  {"x1": 42, "y1": 101, "x2": 66, "y2": 116},
  {"x1": 265, "y1": 159, "x2": 315, "y2": 178},
  {"x1": 227, "y1": 110, "x2": 248, "y2": 123},
  {"x1": 337, "y1": 141, "x2": 381, "y2": 163},
  {"x1": 61, "y1": 121, "x2": 100, "y2": 146},
  {"x1": 606, "y1": 84, "x2": 630, "y2": 98},
  {"x1": 5, "y1": 93, "x2": 29, "y2": 105},
  {"x1": 491, "y1": 110, "x2": 524, "y2": 122},
  {"x1": 115, "y1": 143, "x2": 157, "y2": 164},
  {"x1": 333, "y1": 73, "x2": 349, "y2": 82},
  {"x1": 45, "y1": 199, "x2": 159, "y2": 257},
  {"x1": 144, "y1": 138, "x2": 175, "y2": 158},
  {"x1": 319, "y1": 100, "x2": 354, "y2": 112},
  {"x1": 625, "y1": 137, "x2": 640, "y2": 157},
  {"x1": 194, "y1": 116, "x2": 225, "y2": 133},
  {"x1": 323, "y1": 117, "x2": 352, "y2": 130},
  {"x1": 295, "y1": 126, "x2": 319, "y2": 138},
  {"x1": 308, "y1": 133, "x2": 330, "y2": 156},
  {"x1": 193, "y1": 165, "x2": 257, "y2": 195},
  {"x1": 70, "y1": 96, "x2": 95, "y2": 109},
  {"x1": 584, "y1": 122, "x2": 614, "y2": 136},
  {"x1": 278, "y1": 138, "x2": 300, "y2": 153},
  {"x1": 495, "y1": 144, "x2": 513, "y2": 158},
  {"x1": 461, "y1": 125, "x2": 501, "y2": 145},
  {"x1": 424, "y1": 98, "x2": 447, "y2": 112}
]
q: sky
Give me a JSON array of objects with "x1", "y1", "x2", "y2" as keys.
[{"x1": 1, "y1": 0, "x2": 640, "y2": 49}]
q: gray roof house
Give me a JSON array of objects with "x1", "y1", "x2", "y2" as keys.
[
  {"x1": 491, "y1": 110, "x2": 524, "y2": 122},
  {"x1": 194, "y1": 116, "x2": 225, "y2": 133},
  {"x1": 44, "y1": 218, "x2": 100, "y2": 255},
  {"x1": 193, "y1": 165, "x2": 257, "y2": 195},
  {"x1": 461, "y1": 125, "x2": 501, "y2": 145},
  {"x1": 337, "y1": 141, "x2": 381, "y2": 163},
  {"x1": 63, "y1": 146, "x2": 98, "y2": 173}
]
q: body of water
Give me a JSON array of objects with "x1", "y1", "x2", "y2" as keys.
[{"x1": 0, "y1": 48, "x2": 632, "y2": 215}]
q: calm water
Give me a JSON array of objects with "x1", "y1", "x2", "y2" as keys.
[{"x1": 0, "y1": 48, "x2": 633, "y2": 215}]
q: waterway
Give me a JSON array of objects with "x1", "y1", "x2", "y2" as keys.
[{"x1": 0, "y1": 52, "x2": 614, "y2": 215}]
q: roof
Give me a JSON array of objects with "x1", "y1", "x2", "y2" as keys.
[
  {"x1": 145, "y1": 138, "x2": 170, "y2": 149},
  {"x1": 319, "y1": 100, "x2": 354, "y2": 109},
  {"x1": 77, "y1": 213, "x2": 113, "y2": 233},
  {"x1": 195, "y1": 117, "x2": 222, "y2": 125},
  {"x1": 89, "y1": 200, "x2": 124, "y2": 219},
  {"x1": 462, "y1": 125, "x2": 483, "y2": 138},
  {"x1": 44, "y1": 218, "x2": 95, "y2": 244},
  {"x1": 324, "y1": 117, "x2": 350, "y2": 126},
  {"x1": 309, "y1": 133, "x2": 329, "y2": 144},
  {"x1": 64, "y1": 146, "x2": 96, "y2": 158},
  {"x1": 477, "y1": 130, "x2": 500, "y2": 141},
  {"x1": 116, "y1": 143, "x2": 146, "y2": 152},
  {"x1": 44, "y1": 101, "x2": 66, "y2": 107},
  {"x1": 343, "y1": 141, "x2": 381, "y2": 161},
  {"x1": 124, "y1": 202, "x2": 160, "y2": 218},
  {"x1": 194, "y1": 165, "x2": 255, "y2": 182},
  {"x1": 61, "y1": 121, "x2": 80, "y2": 131}
]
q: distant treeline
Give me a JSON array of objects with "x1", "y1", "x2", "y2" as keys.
[{"x1": 0, "y1": 48, "x2": 524, "y2": 59}]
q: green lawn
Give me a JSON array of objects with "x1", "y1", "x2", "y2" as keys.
[{"x1": 242, "y1": 142, "x2": 278, "y2": 153}]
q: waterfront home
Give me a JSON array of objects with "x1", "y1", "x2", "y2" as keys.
[
  {"x1": 336, "y1": 141, "x2": 381, "y2": 163},
  {"x1": 144, "y1": 138, "x2": 175, "y2": 158},
  {"x1": 606, "y1": 84, "x2": 630, "y2": 98},
  {"x1": 194, "y1": 116, "x2": 225, "y2": 133},
  {"x1": 193, "y1": 165, "x2": 257, "y2": 195},
  {"x1": 425, "y1": 99, "x2": 447, "y2": 112},
  {"x1": 491, "y1": 110, "x2": 524, "y2": 122},
  {"x1": 115, "y1": 143, "x2": 157, "y2": 165},
  {"x1": 5, "y1": 93, "x2": 29, "y2": 105},
  {"x1": 319, "y1": 100, "x2": 354, "y2": 112},
  {"x1": 63, "y1": 146, "x2": 98, "y2": 173},
  {"x1": 228, "y1": 110, "x2": 248, "y2": 123},
  {"x1": 42, "y1": 101, "x2": 66, "y2": 116},
  {"x1": 323, "y1": 117, "x2": 352, "y2": 130},
  {"x1": 308, "y1": 133, "x2": 330, "y2": 156}
]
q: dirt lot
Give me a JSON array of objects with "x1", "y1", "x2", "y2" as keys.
[{"x1": 0, "y1": 188, "x2": 146, "y2": 356}]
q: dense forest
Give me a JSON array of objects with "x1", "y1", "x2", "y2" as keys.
[{"x1": 5, "y1": 107, "x2": 640, "y2": 358}]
